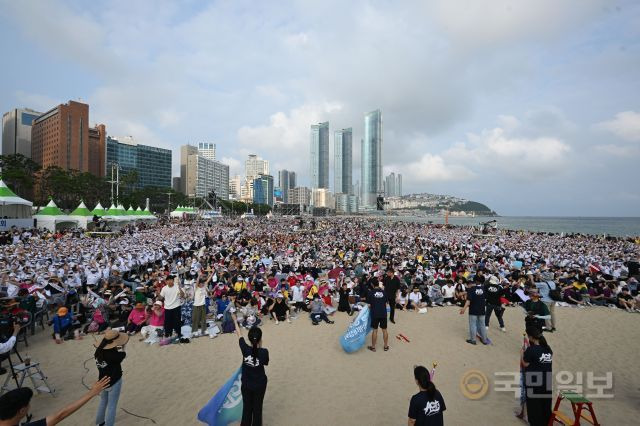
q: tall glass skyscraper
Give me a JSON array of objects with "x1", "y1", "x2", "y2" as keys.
[
  {"x1": 334, "y1": 128, "x2": 352, "y2": 194},
  {"x1": 361, "y1": 109, "x2": 382, "y2": 207},
  {"x1": 310, "y1": 122, "x2": 329, "y2": 189}
]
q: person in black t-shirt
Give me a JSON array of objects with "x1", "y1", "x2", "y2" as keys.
[
  {"x1": 484, "y1": 276, "x2": 506, "y2": 332},
  {"x1": 94, "y1": 329, "x2": 129, "y2": 426},
  {"x1": 233, "y1": 315, "x2": 269, "y2": 426},
  {"x1": 367, "y1": 282, "x2": 390, "y2": 352},
  {"x1": 383, "y1": 269, "x2": 401, "y2": 323},
  {"x1": 459, "y1": 278, "x2": 488, "y2": 345},
  {"x1": 269, "y1": 294, "x2": 291, "y2": 324},
  {"x1": 521, "y1": 326, "x2": 553, "y2": 426},
  {"x1": 408, "y1": 365, "x2": 446, "y2": 426},
  {"x1": 0, "y1": 377, "x2": 110, "y2": 426}
]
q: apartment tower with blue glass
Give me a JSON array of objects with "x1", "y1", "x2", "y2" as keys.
[
  {"x1": 310, "y1": 122, "x2": 329, "y2": 189},
  {"x1": 361, "y1": 109, "x2": 383, "y2": 207}
]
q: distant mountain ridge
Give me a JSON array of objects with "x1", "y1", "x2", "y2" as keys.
[{"x1": 387, "y1": 193, "x2": 497, "y2": 216}]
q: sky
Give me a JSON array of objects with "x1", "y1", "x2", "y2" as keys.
[{"x1": 0, "y1": 0, "x2": 639, "y2": 216}]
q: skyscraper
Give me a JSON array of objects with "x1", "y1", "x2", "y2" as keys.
[
  {"x1": 361, "y1": 109, "x2": 382, "y2": 207},
  {"x1": 2, "y1": 108, "x2": 42, "y2": 157},
  {"x1": 289, "y1": 171, "x2": 296, "y2": 189},
  {"x1": 253, "y1": 174, "x2": 274, "y2": 207},
  {"x1": 278, "y1": 169, "x2": 294, "y2": 203},
  {"x1": 334, "y1": 128, "x2": 353, "y2": 195},
  {"x1": 385, "y1": 172, "x2": 394, "y2": 197},
  {"x1": 310, "y1": 122, "x2": 329, "y2": 189},
  {"x1": 197, "y1": 142, "x2": 216, "y2": 161}
]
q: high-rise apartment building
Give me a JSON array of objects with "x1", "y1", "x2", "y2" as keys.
[
  {"x1": 253, "y1": 174, "x2": 274, "y2": 207},
  {"x1": 88, "y1": 124, "x2": 106, "y2": 176},
  {"x1": 106, "y1": 135, "x2": 172, "y2": 188},
  {"x1": 336, "y1": 193, "x2": 359, "y2": 214},
  {"x1": 289, "y1": 171, "x2": 297, "y2": 189},
  {"x1": 312, "y1": 188, "x2": 335, "y2": 209},
  {"x1": 181, "y1": 144, "x2": 229, "y2": 199},
  {"x1": 245, "y1": 154, "x2": 269, "y2": 180},
  {"x1": 310, "y1": 122, "x2": 329, "y2": 189},
  {"x1": 290, "y1": 186, "x2": 311, "y2": 206},
  {"x1": 384, "y1": 172, "x2": 403, "y2": 197},
  {"x1": 278, "y1": 169, "x2": 296, "y2": 203},
  {"x1": 197, "y1": 142, "x2": 216, "y2": 161},
  {"x1": 229, "y1": 175, "x2": 243, "y2": 200},
  {"x1": 31, "y1": 101, "x2": 106, "y2": 175},
  {"x1": 361, "y1": 109, "x2": 383, "y2": 207},
  {"x1": 2, "y1": 108, "x2": 42, "y2": 157},
  {"x1": 334, "y1": 128, "x2": 352, "y2": 195}
]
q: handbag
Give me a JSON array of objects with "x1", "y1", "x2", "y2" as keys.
[{"x1": 547, "y1": 282, "x2": 562, "y2": 301}]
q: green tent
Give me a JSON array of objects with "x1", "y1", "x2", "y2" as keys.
[
  {"x1": 90, "y1": 202, "x2": 106, "y2": 216},
  {"x1": 36, "y1": 200, "x2": 64, "y2": 216},
  {"x1": 70, "y1": 201, "x2": 92, "y2": 216}
]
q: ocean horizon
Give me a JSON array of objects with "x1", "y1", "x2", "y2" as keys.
[{"x1": 380, "y1": 215, "x2": 640, "y2": 237}]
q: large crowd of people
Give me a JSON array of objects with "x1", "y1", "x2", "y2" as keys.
[{"x1": 0, "y1": 217, "x2": 638, "y2": 424}]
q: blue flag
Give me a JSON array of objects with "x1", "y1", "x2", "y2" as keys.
[
  {"x1": 198, "y1": 367, "x2": 243, "y2": 425},
  {"x1": 340, "y1": 305, "x2": 372, "y2": 353}
]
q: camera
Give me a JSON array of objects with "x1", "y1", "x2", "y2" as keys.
[{"x1": 0, "y1": 313, "x2": 15, "y2": 342}]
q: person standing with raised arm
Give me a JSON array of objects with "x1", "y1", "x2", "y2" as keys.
[{"x1": 232, "y1": 313, "x2": 269, "y2": 426}]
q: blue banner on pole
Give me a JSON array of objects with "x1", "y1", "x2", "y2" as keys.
[
  {"x1": 340, "y1": 305, "x2": 372, "y2": 353},
  {"x1": 198, "y1": 367, "x2": 243, "y2": 425}
]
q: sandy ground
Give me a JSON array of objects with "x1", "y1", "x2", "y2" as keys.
[{"x1": 9, "y1": 305, "x2": 640, "y2": 426}]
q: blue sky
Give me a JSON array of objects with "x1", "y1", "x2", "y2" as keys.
[{"x1": 1, "y1": 0, "x2": 639, "y2": 216}]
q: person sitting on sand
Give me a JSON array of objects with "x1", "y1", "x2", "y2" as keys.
[
  {"x1": 408, "y1": 287, "x2": 427, "y2": 311},
  {"x1": 454, "y1": 279, "x2": 467, "y2": 306},
  {"x1": 269, "y1": 293, "x2": 291, "y2": 324},
  {"x1": 396, "y1": 289, "x2": 409, "y2": 310},
  {"x1": 562, "y1": 284, "x2": 585, "y2": 306},
  {"x1": 428, "y1": 282, "x2": 444, "y2": 306},
  {"x1": 309, "y1": 294, "x2": 334, "y2": 325},
  {"x1": 126, "y1": 303, "x2": 148, "y2": 335},
  {"x1": 442, "y1": 280, "x2": 456, "y2": 305},
  {"x1": 616, "y1": 287, "x2": 637, "y2": 312},
  {"x1": 140, "y1": 301, "x2": 164, "y2": 341},
  {"x1": 52, "y1": 307, "x2": 81, "y2": 343}
]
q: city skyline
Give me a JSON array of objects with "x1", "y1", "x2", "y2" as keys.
[{"x1": 1, "y1": 1, "x2": 639, "y2": 215}]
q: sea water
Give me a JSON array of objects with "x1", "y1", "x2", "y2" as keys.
[{"x1": 383, "y1": 216, "x2": 640, "y2": 237}]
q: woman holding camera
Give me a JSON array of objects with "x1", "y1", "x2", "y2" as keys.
[{"x1": 94, "y1": 329, "x2": 129, "y2": 426}]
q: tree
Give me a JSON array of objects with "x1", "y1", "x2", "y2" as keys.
[{"x1": 0, "y1": 154, "x2": 41, "y2": 200}]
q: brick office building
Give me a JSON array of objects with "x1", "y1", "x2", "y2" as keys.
[{"x1": 31, "y1": 100, "x2": 106, "y2": 176}]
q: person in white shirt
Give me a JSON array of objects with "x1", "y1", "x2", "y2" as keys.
[
  {"x1": 0, "y1": 324, "x2": 20, "y2": 358},
  {"x1": 192, "y1": 273, "x2": 212, "y2": 336},
  {"x1": 408, "y1": 287, "x2": 427, "y2": 310},
  {"x1": 442, "y1": 281, "x2": 456, "y2": 305},
  {"x1": 159, "y1": 275, "x2": 184, "y2": 338},
  {"x1": 291, "y1": 281, "x2": 306, "y2": 312}
]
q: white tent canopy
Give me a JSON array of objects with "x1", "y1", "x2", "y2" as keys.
[
  {"x1": 68, "y1": 201, "x2": 93, "y2": 229},
  {"x1": 33, "y1": 200, "x2": 78, "y2": 231},
  {"x1": 0, "y1": 180, "x2": 32, "y2": 218}
]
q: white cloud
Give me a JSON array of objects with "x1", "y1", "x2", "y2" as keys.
[
  {"x1": 13, "y1": 91, "x2": 59, "y2": 112},
  {"x1": 594, "y1": 144, "x2": 640, "y2": 157},
  {"x1": 596, "y1": 111, "x2": 640, "y2": 142},
  {"x1": 403, "y1": 154, "x2": 475, "y2": 182},
  {"x1": 237, "y1": 102, "x2": 343, "y2": 182},
  {"x1": 221, "y1": 156, "x2": 242, "y2": 176},
  {"x1": 395, "y1": 115, "x2": 572, "y2": 186}
]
